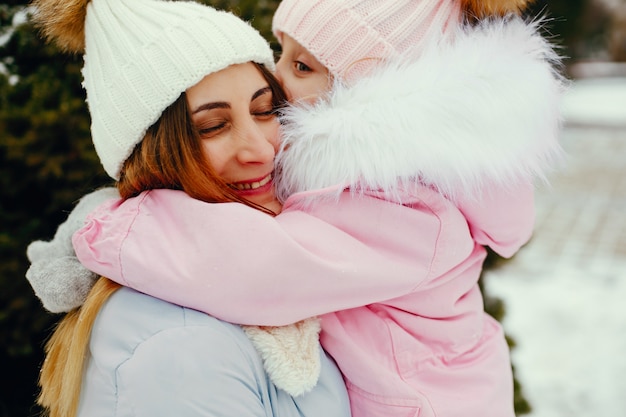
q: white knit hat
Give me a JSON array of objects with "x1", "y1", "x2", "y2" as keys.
[
  {"x1": 82, "y1": 0, "x2": 275, "y2": 180},
  {"x1": 272, "y1": 0, "x2": 462, "y2": 81}
]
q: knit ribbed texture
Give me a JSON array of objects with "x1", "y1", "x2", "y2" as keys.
[
  {"x1": 272, "y1": 0, "x2": 462, "y2": 81},
  {"x1": 82, "y1": 0, "x2": 275, "y2": 180}
]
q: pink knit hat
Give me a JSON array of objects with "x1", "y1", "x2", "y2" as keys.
[{"x1": 272, "y1": 0, "x2": 463, "y2": 81}]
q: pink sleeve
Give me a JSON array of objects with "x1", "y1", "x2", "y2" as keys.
[
  {"x1": 457, "y1": 180, "x2": 535, "y2": 258},
  {"x1": 73, "y1": 189, "x2": 433, "y2": 326}
]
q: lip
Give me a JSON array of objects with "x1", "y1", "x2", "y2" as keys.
[{"x1": 228, "y1": 172, "x2": 274, "y2": 195}]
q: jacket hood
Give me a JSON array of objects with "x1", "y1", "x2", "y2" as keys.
[{"x1": 274, "y1": 16, "x2": 566, "y2": 202}]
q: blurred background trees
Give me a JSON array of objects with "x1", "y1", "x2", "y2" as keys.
[{"x1": 1, "y1": 0, "x2": 623, "y2": 416}]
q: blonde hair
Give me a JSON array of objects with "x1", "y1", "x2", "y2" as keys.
[{"x1": 38, "y1": 278, "x2": 121, "y2": 417}]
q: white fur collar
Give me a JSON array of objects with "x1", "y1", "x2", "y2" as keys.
[{"x1": 275, "y1": 17, "x2": 566, "y2": 202}]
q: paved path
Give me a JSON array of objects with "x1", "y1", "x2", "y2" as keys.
[
  {"x1": 485, "y1": 120, "x2": 626, "y2": 417},
  {"x1": 530, "y1": 124, "x2": 626, "y2": 275}
]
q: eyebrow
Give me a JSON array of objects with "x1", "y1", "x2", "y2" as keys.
[
  {"x1": 191, "y1": 102, "x2": 229, "y2": 114},
  {"x1": 252, "y1": 86, "x2": 272, "y2": 101},
  {"x1": 191, "y1": 87, "x2": 272, "y2": 115}
]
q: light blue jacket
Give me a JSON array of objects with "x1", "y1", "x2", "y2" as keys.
[{"x1": 78, "y1": 286, "x2": 351, "y2": 417}]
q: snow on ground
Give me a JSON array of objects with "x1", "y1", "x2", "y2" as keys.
[
  {"x1": 488, "y1": 261, "x2": 626, "y2": 417},
  {"x1": 560, "y1": 77, "x2": 626, "y2": 127},
  {"x1": 484, "y1": 74, "x2": 626, "y2": 416}
]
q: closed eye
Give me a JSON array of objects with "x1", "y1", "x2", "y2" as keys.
[
  {"x1": 197, "y1": 120, "x2": 227, "y2": 137},
  {"x1": 251, "y1": 87, "x2": 276, "y2": 119},
  {"x1": 253, "y1": 107, "x2": 277, "y2": 118}
]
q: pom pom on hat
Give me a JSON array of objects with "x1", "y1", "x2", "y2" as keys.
[
  {"x1": 31, "y1": 0, "x2": 89, "y2": 53},
  {"x1": 461, "y1": 0, "x2": 535, "y2": 18},
  {"x1": 31, "y1": 0, "x2": 275, "y2": 180}
]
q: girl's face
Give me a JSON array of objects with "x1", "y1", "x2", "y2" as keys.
[
  {"x1": 186, "y1": 63, "x2": 282, "y2": 214},
  {"x1": 275, "y1": 33, "x2": 331, "y2": 102}
]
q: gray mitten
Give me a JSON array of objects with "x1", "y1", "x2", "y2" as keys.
[{"x1": 26, "y1": 187, "x2": 120, "y2": 313}]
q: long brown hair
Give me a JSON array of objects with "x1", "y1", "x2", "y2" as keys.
[{"x1": 37, "y1": 63, "x2": 286, "y2": 417}]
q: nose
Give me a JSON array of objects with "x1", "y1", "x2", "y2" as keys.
[
  {"x1": 274, "y1": 56, "x2": 285, "y2": 84},
  {"x1": 274, "y1": 59, "x2": 292, "y2": 101},
  {"x1": 235, "y1": 119, "x2": 276, "y2": 165}
]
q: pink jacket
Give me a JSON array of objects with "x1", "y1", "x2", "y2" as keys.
[
  {"x1": 75, "y1": 182, "x2": 533, "y2": 416},
  {"x1": 74, "y1": 18, "x2": 564, "y2": 417}
]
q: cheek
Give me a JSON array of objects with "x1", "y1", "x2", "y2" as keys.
[
  {"x1": 201, "y1": 140, "x2": 230, "y2": 176},
  {"x1": 265, "y1": 120, "x2": 281, "y2": 151},
  {"x1": 287, "y1": 80, "x2": 310, "y2": 101},
  {"x1": 279, "y1": 75, "x2": 312, "y2": 102},
  {"x1": 314, "y1": 74, "x2": 332, "y2": 96},
  {"x1": 285, "y1": 77, "x2": 330, "y2": 103}
]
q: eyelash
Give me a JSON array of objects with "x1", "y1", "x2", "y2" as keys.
[
  {"x1": 294, "y1": 61, "x2": 312, "y2": 73},
  {"x1": 196, "y1": 107, "x2": 277, "y2": 137},
  {"x1": 254, "y1": 108, "x2": 277, "y2": 118},
  {"x1": 197, "y1": 123, "x2": 224, "y2": 136}
]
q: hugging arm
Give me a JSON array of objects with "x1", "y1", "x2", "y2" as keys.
[
  {"x1": 73, "y1": 189, "x2": 433, "y2": 326},
  {"x1": 26, "y1": 189, "x2": 325, "y2": 396},
  {"x1": 457, "y1": 180, "x2": 536, "y2": 258}
]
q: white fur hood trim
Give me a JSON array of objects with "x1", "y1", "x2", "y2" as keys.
[{"x1": 275, "y1": 17, "x2": 566, "y2": 202}]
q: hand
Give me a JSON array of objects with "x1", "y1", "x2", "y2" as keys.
[{"x1": 26, "y1": 187, "x2": 120, "y2": 313}]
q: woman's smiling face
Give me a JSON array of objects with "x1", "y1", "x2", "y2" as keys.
[{"x1": 186, "y1": 62, "x2": 282, "y2": 214}]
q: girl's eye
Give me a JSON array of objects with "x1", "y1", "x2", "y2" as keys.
[{"x1": 294, "y1": 61, "x2": 312, "y2": 73}]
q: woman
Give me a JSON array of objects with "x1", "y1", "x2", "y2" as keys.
[{"x1": 29, "y1": 0, "x2": 351, "y2": 416}]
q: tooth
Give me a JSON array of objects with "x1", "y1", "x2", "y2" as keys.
[{"x1": 230, "y1": 173, "x2": 272, "y2": 191}]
